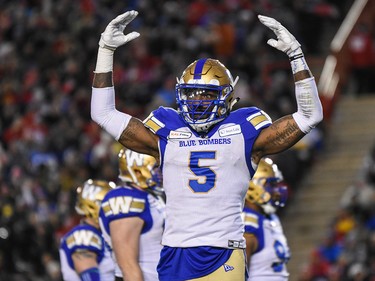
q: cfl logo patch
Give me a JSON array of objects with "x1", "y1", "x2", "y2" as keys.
[{"x1": 223, "y1": 264, "x2": 234, "y2": 272}]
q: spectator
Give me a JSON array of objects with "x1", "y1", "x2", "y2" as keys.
[{"x1": 348, "y1": 23, "x2": 375, "y2": 95}]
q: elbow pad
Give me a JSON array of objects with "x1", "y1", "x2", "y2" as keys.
[
  {"x1": 91, "y1": 87, "x2": 131, "y2": 140},
  {"x1": 292, "y1": 77, "x2": 323, "y2": 134}
]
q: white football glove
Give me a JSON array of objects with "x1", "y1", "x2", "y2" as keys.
[
  {"x1": 99, "y1": 10, "x2": 140, "y2": 50},
  {"x1": 258, "y1": 15, "x2": 302, "y2": 57}
]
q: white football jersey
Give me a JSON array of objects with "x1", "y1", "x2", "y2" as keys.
[
  {"x1": 59, "y1": 224, "x2": 114, "y2": 281},
  {"x1": 243, "y1": 207, "x2": 290, "y2": 280},
  {"x1": 99, "y1": 186, "x2": 166, "y2": 280},
  {"x1": 144, "y1": 106, "x2": 271, "y2": 249}
]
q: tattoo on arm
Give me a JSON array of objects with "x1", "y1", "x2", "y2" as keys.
[
  {"x1": 119, "y1": 118, "x2": 141, "y2": 145},
  {"x1": 73, "y1": 250, "x2": 97, "y2": 260},
  {"x1": 267, "y1": 116, "x2": 304, "y2": 148},
  {"x1": 92, "y1": 73, "x2": 113, "y2": 88},
  {"x1": 118, "y1": 118, "x2": 158, "y2": 157}
]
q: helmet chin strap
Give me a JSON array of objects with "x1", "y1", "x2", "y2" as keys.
[
  {"x1": 229, "y1": 97, "x2": 240, "y2": 110},
  {"x1": 191, "y1": 122, "x2": 213, "y2": 133}
]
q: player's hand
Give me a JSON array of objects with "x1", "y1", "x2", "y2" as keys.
[
  {"x1": 258, "y1": 15, "x2": 302, "y2": 57},
  {"x1": 99, "y1": 10, "x2": 140, "y2": 51}
]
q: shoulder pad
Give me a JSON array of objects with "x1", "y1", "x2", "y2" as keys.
[
  {"x1": 243, "y1": 210, "x2": 260, "y2": 229},
  {"x1": 65, "y1": 227, "x2": 102, "y2": 250},
  {"x1": 143, "y1": 107, "x2": 185, "y2": 135},
  {"x1": 101, "y1": 187, "x2": 147, "y2": 217},
  {"x1": 229, "y1": 107, "x2": 272, "y2": 130}
]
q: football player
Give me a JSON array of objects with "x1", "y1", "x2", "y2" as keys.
[
  {"x1": 59, "y1": 179, "x2": 115, "y2": 281},
  {"x1": 243, "y1": 158, "x2": 290, "y2": 281},
  {"x1": 99, "y1": 149, "x2": 165, "y2": 281},
  {"x1": 91, "y1": 11, "x2": 322, "y2": 281}
]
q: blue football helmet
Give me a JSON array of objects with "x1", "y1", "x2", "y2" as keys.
[{"x1": 176, "y1": 58, "x2": 239, "y2": 133}]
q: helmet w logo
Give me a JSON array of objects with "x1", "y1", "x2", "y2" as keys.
[
  {"x1": 125, "y1": 150, "x2": 144, "y2": 167},
  {"x1": 82, "y1": 185, "x2": 102, "y2": 201},
  {"x1": 223, "y1": 264, "x2": 234, "y2": 272}
]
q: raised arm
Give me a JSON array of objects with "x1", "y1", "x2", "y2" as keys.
[
  {"x1": 252, "y1": 15, "x2": 323, "y2": 163},
  {"x1": 91, "y1": 11, "x2": 159, "y2": 161}
]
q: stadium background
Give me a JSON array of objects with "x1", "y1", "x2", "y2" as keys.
[{"x1": 0, "y1": 0, "x2": 374, "y2": 280}]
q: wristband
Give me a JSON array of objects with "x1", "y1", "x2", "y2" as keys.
[
  {"x1": 94, "y1": 47, "x2": 114, "y2": 73},
  {"x1": 80, "y1": 267, "x2": 100, "y2": 281},
  {"x1": 289, "y1": 53, "x2": 304, "y2": 61},
  {"x1": 290, "y1": 55, "x2": 309, "y2": 75}
]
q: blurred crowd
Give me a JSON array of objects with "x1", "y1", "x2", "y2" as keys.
[
  {"x1": 0, "y1": 0, "x2": 351, "y2": 280},
  {"x1": 347, "y1": 22, "x2": 375, "y2": 95},
  {"x1": 298, "y1": 142, "x2": 375, "y2": 281}
]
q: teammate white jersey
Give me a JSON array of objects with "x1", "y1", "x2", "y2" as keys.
[
  {"x1": 99, "y1": 186, "x2": 165, "y2": 280},
  {"x1": 59, "y1": 223, "x2": 114, "y2": 281},
  {"x1": 243, "y1": 207, "x2": 290, "y2": 280},
  {"x1": 144, "y1": 106, "x2": 271, "y2": 249}
]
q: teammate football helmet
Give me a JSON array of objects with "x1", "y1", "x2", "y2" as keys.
[
  {"x1": 176, "y1": 58, "x2": 239, "y2": 133},
  {"x1": 75, "y1": 179, "x2": 115, "y2": 223},
  {"x1": 118, "y1": 149, "x2": 162, "y2": 189},
  {"x1": 246, "y1": 158, "x2": 288, "y2": 214}
]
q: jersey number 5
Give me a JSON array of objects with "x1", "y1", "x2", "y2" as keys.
[{"x1": 189, "y1": 151, "x2": 216, "y2": 193}]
